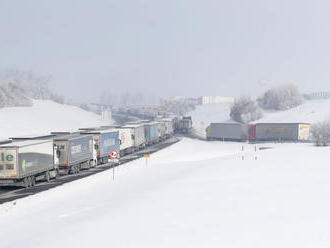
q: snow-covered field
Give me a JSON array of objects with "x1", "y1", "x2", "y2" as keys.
[
  {"x1": 0, "y1": 100, "x2": 110, "y2": 140},
  {"x1": 1, "y1": 138, "x2": 330, "y2": 247},
  {"x1": 1, "y1": 100, "x2": 330, "y2": 247},
  {"x1": 191, "y1": 100, "x2": 330, "y2": 137}
]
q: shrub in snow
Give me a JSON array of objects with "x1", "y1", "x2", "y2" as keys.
[
  {"x1": 258, "y1": 84, "x2": 304, "y2": 110},
  {"x1": 230, "y1": 96, "x2": 262, "y2": 123},
  {"x1": 311, "y1": 120, "x2": 330, "y2": 146}
]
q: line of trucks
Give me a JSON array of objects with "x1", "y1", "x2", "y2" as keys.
[
  {"x1": 206, "y1": 122, "x2": 311, "y2": 142},
  {"x1": 0, "y1": 117, "x2": 179, "y2": 188}
]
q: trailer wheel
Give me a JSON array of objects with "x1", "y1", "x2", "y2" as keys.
[
  {"x1": 54, "y1": 169, "x2": 59, "y2": 179},
  {"x1": 45, "y1": 171, "x2": 50, "y2": 182},
  {"x1": 31, "y1": 176, "x2": 36, "y2": 186},
  {"x1": 23, "y1": 177, "x2": 30, "y2": 188}
]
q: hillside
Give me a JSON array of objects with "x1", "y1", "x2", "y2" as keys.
[
  {"x1": 191, "y1": 100, "x2": 330, "y2": 137},
  {"x1": 0, "y1": 99, "x2": 111, "y2": 140}
]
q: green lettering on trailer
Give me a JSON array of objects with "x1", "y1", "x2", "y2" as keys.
[{"x1": 6, "y1": 155, "x2": 13, "y2": 161}]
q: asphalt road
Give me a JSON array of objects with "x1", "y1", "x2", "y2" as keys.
[{"x1": 0, "y1": 137, "x2": 180, "y2": 205}]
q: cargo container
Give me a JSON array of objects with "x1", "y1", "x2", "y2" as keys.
[
  {"x1": 156, "y1": 121, "x2": 166, "y2": 140},
  {"x1": 81, "y1": 130, "x2": 120, "y2": 164},
  {"x1": 121, "y1": 123, "x2": 146, "y2": 149},
  {"x1": 116, "y1": 128, "x2": 134, "y2": 155},
  {"x1": 155, "y1": 118, "x2": 174, "y2": 138},
  {"x1": 164, "y1": 119, "x2": 174, "y2": 137},
  {"x1": 0, "y1": 140, "x2": 57, "y2": 187},
  {"x1": 177, "y1": 116, "x2": 192, "y2": 133},
  {"x1": 53, "y1": 134, "x2": 94, "y2": 174},
  {"x1": 144, "y1": 122, "x2": 159, "y2": 145},
  {"x1": 255, "y1": 123, "x2": 311, "y2": 142},
  {"x1": 206, "y1": 123, "x2": 249, "y2": 141}
]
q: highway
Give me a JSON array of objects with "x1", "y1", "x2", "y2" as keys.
[{"x1": 0, "y1": 137, "x2": 180, "y2": 205}]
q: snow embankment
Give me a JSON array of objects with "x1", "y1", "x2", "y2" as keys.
[
  {"x1": 1, "y1": 138, "x2": 330, "y2": 247},
  {"x1": 0, "y1": 99, "x2": 111, "y2": 140},
  {"x1": 255, "y1": 99, "x2": 330, "y2": 124}
]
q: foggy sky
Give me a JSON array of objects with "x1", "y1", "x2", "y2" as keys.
[{"x1": 1, "y1": 0, "x2": 330, "y2": 101}]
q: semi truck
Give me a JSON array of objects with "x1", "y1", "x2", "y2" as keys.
[
  {"x1": 0, "y1": 140, "x2": 57, "y2": 187},
  {"x1": 53, "y1": 134, "x2": 94, "y2": 174},
  {"x1": 206, "y1": 123, "x2": 249, "y2": 141},
  {"x1": 81, "y1": 130, "x2": 120, "y2": 164}
]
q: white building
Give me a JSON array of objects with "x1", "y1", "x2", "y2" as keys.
[
  {"x1": 101, "y1": 109, "x2": 112, "y2": 122},
  {"x1": 201, "y1": 96, "x2": 234, "y2": 105}
]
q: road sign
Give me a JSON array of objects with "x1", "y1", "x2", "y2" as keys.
[
  {"x1": 143, "y1": 154, "x2": 150, "y2": 158},
  {"x1": 110, "y1": 150, "x2": 119, "y2": 159}
]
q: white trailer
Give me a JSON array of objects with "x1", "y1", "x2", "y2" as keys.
[
  {"x1": 156, "y1": 118, "x2": 174, "y2": 138},
  {"x1": 0, "y1": 140, "x2": 57, "y2": 187},
  {"x1": 100, "y1": 126, "x2": 135, "y2": 156},
  {"x1": 156, "y1": 121, "x2": 166, "y2": 140},
  {"x1": 117, "y1": 128, "x2": 134, "y2": 155},
  {"x1": 121, "y1": 123, "x2": 146, "y2": 150}
]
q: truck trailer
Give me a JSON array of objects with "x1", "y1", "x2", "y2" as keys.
[
  {"x1": 144, "y1": 122, "x2": 159, "y2": 145},
  {"x1": 121, "y1": 123, "x2": 146, "y2": 150},
  {"x1": 155, "y1": 118, "x2": 174, "y2": 139},
  {"x1": 100, "y1": 126, "x2": 134, "y2": 156},
  {"x1": 206, "y1": 123, "x2": 249, "y2": 141},
  {"x1": 254, "y1": 123, "x2": 311, "y2": 142},
  {"x1": 0, "y1": 140, "x2": 57, "y2": 187},
  {"x1": 53, "y1": 134, "x2": 94, "y2": 174},
  {"x1": 81, "y1": 130, "x2": 120, "y2": 164}
]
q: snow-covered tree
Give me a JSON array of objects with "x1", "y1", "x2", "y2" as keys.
[
  {"x1": 311, "y1": 120, "x2": 330, "y2": 146},
  {"x1": 230, "y1": 96, "x2": 262, "y2": 123},
  {"x1": 0, "y1": 68, "x2": 64, "y2": 107},
  {"x1": 258, "y1": 83, "x2": 304, "y2": 110}
]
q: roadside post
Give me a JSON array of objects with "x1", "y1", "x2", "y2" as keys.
[
  {"x1": 144, "y1": 154, "x2": 150, "y2": 167},
  {"x1": 255, "y1": 145, "x2": 258, "y2": 160},
  {"x1": 110, "y1": 150, "x2": 119, "y2": 181},
  {"x1": 241, "y1": 145, "x2": 245, "y2": 160}
]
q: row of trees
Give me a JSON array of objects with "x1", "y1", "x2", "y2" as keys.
[{"x1": 230, "y1": 83, "x2": 304, "y2": 123}]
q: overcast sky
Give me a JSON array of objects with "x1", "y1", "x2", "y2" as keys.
[{"x1": 1, "y1": 0, "x2": 330, "y2": 101}]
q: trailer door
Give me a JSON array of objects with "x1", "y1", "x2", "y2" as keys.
[{"x1": 0, "y1": 148, "x2": 18, "y2": 178}]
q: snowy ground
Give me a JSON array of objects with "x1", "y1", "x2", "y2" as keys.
[
  {"x1": 0, "y1": 100, "x2": 110, "y2": 140},
  {"x1": 1, "y1": 138, "x2": 330, "y2": 247},
  {"x1": 191, "y1": 100, "x2": 330, "y2": 138}
]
